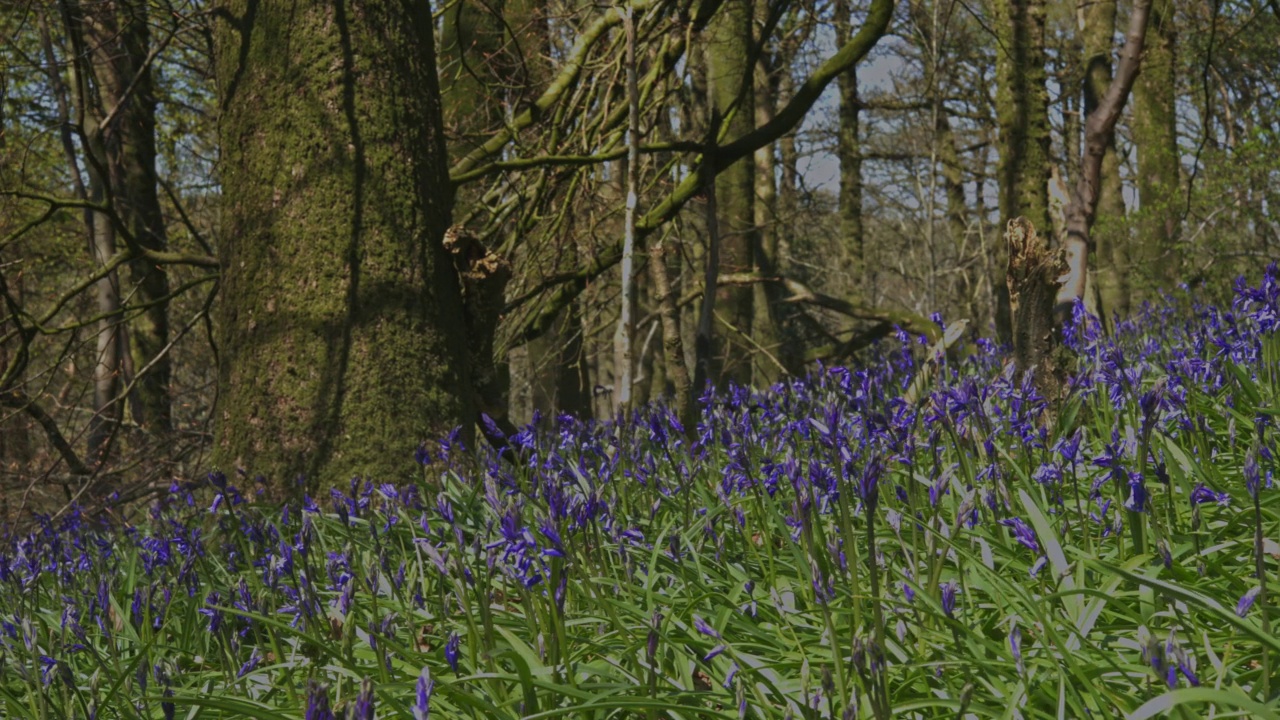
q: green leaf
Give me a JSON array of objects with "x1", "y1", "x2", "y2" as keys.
[{"x1": 1127, "y1": 687, "x2": 1279, "y2": 720}]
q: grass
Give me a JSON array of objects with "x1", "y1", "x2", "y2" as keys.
[{"x1": 1, "y1": 268, "x2": 1278, "y2": 719}]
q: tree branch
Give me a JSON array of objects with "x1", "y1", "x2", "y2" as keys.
[{"x1": 507, "y1": 0, "x2": 897, "y2": 345}]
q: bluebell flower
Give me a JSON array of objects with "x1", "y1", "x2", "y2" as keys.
[
  {"x1": 1125, "y1": 473, "x2": 1148, "y2": 513},
  {"x1": 445, "y1": 631, "x2": 460, "y2": 672},
  {"x1": 693, "y1": 615, "x2": 720, "y2": 639},
  {"x1": 858, "y1": 456, "x2": 883, "y2": 513},
  {"x1": 305, "y1": 681, "x2": 334, "y2": 720},
  {"x1": 237, "y1": 647, "x2": 262, "y2": 678},
  {"x1": 351, "y1": 679, "x2": 375, "y2": 720},
  {"x1": 1237, "y1": 587, "x2": 1261, "y2": 617},
  {"x1": 999, "y1": 517, "x2": 1039, "y2": 553},
  {"x1": 414, "y1": 666, "x2": 435, "y2": 720},
  {"x1": 723, "y1": 661, "x2": 740, "y2": 689},
  {"x1": 940, "y1": 580, "x2": 959, "y2": 617},
  {"x1": 1189, "y1": 484, "x2": 1230, "y2": 507},
  {"x1": 1245, "y1": 450, "x2": 1262, "y2": 500},
  {"x1": 39, "y1": 655, "x2": 56, "y2": 686}
]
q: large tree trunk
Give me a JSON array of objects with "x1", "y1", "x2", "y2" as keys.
[
  {"x1": 213, "y1": 0, "x2": 471, "y2": 488},
  {"x1": 992, "y1": 0, "x2": 1051, "y2": 344},
  {"x1": 1083, "y1": 0, "x2": 1130, "y2": 321},
  {"x1": 706, "y1": 0, "x2": 756, "y2": 387},
  {"x1": 1131, "y1": 0, "x2": 1180, "y2": 299}
]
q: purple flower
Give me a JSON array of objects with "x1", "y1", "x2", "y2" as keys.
[
  {"x1": 305, "y1": 681, "x2": 334, "y2": 720},
  {"x1": 703, "y1": 644, "x2": 727, "y2": 662},
  {"x1": 1010, "y1": 625, "x2": 1023, "y2": 672},
  {"x1": 1245, "y1": 451, "x2": 1262, "y2": 500},
  {"x1": 858, "y1": 456, "x2": 883, "y2": 513},
  {"x1": 414, "y1": 666, "x2": 434, "y2": 720},
  {"x1": 693, "y1": 615, "x2": 720, "y2": 639},
  {"x1": 999, "y1": 517, "x2": 1040, "y2": 553},
  {"x1": 39, "y1": 655, "x2": 56, "y2": 686},
  {"x1": 444, "y1": 632, "x2": 460, "y2": 672},
  {"x1": 1237, "y1": 587, "x2": 1261, "y2": 617},
  {"x1": 237, "y1": 647, "x2": 262, "y2": 678},
  {"x1": 352, "y1": 679, "x2": 375, "y2": 720},
  {"x1": 723, "y1": 661, "x2": 740, "y2": 689},
  {"x1": 940, "y1": 580, "x2": 959, "y2": 617},
  {"x1": 1189, "y1": 484, "x2": 1230, "y2": 507},
  {"x1": 1125, "y1": 474, "x2": 1149, "y2": 513}
]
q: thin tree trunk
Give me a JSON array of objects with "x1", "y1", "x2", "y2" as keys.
[
  {"x1": 87, "y1": 146, "x2": 121, "y2": 466},
  {"x1": 1060, "y1": 0, "x2": 1152, "y2": 305},
  {"x1": 1083, "y1": 0, "x2": 1130, "y2": 320},
  {"x1": 649, "y1": 230, "x2": 693, "y2": 426},
  {"x1": 835, "y1": 0, "x2": 865, "y2": 293},
  {"x1": 693, "y1": 163, "x2": 721, "y2": 398},
  {"x1": 752, "y1": 43, "x2": 782, "y2": 385},
  {"x1": 936, "y1": 111, "x2": 974, "y2": 321},
  {"x1": 102, "y1": 0, "x2": 173, "y2": 436},
  {"x1": 613, "y1": 1, "x2": 640, "y2": 409}
]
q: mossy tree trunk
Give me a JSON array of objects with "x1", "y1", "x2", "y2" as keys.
[
  {"x1": 991, "y1": 0, "x2": 1050, "y2": 343},
  {"x1": 1132, "y1": 0, "x2": 1180, "y2": 299},
  {"x1": 1083, "y1": 0, "x2": 1130, "y2": 320},
  {"x1": 213, "y1": 0, "x2": 471, "y2": 488},
  {"x1": 834, "y1": 0, "x2": 865, "y2": 294},
  {"x1": 706, "y1": 0, "x2": 756, "y2": 387}
]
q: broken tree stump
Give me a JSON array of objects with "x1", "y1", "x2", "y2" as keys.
[{"x1": 1005, "y1": 217, "x2": 1068, "y2": 403}]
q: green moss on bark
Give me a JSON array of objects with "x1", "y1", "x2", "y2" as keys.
[
  {"x1": 1132, "y1": 0, "x2": 1180, "y2": 298},
  {"x1": 213, "y1": 0, "x2": 471, "y2": 490},
  {"x1": 707, "y1": 0, "x2": 756, "y2": 387}
]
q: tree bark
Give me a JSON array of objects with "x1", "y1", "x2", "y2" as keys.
[
  {"x1": 1060, "y1": 0, "x2": 1152, "y2": 306},
  {"x1": 1082, "y1": 0, "x2": 1130, "y2": 320},
  {"x1": 752, "y1": 39, "x2": 783, "y2": 386},
  {"x1": 1131, "y1": 0, "x2": 1180, "y2": 299},
  {"x1": 834, "y1": 0, "x2": 865, "y2": 293},
  {"x1": 613, "y1": 2, "x2": 640, "y2": 409},
  {"x1": 706, "y1": 0, "x2": 756, "y2": 387},
  {"x1": 992, "y1": 0, "x2": 1051, "y2": 344},
  {"x1": 213, "y1": 0, "x2": 471, "y2": 488},
  {"x1": 649, "y1": 231, "x2": 693, "y2": 427},
  {"x1": 1005, "y1": 217, "x2": 1066, "y2": 401}
]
